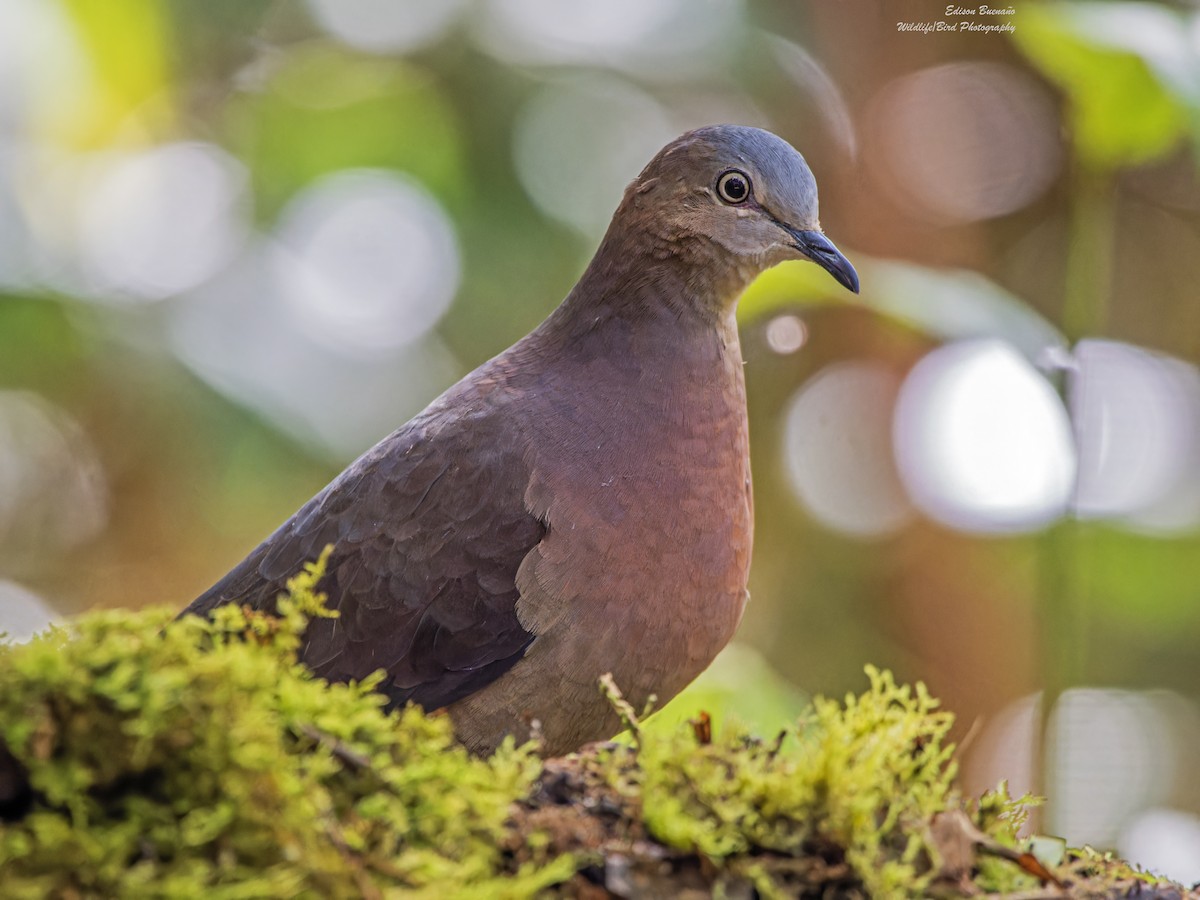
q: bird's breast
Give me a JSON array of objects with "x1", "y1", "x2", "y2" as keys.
[
  {"x1": 449, "y1": 314, "x2": 755, "y2": 755},
  {"x1": 523, "y1": 324, "x2": 752, "y2": 619},
  {"x1": 513, "y1": 323, "x2": 751, "y2": 729}
]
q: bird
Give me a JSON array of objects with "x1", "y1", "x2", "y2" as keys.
[{"x1": 182, "y1": 124, "x2": 859, "y2": 757}]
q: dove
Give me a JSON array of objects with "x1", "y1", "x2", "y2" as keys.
[{"x1": 183, "y1": 124, "x2": 859, "y2": 756}]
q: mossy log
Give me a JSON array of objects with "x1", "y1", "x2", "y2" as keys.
[{"x1": 0, "y1": 559, "x2": 1194, "y2": 899}]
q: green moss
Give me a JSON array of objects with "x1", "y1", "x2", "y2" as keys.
[
  {"x1": 598, "y1": 667, "x2": 994, "y2": 898},
  {"x1": 0, "y1": 559, "x2": 1191, "y2": 899},
  {"x1": 0, "y1": 554, "x2": 570, "y2": 899}
]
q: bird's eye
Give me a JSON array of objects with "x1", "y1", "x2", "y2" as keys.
[{"x1": 716, "y1": 169, "x2": 751, "y2": 204}]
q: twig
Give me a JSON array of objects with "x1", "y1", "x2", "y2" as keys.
[
  {"x1": 297, "y1": 723, "x2": 371, "y2": 770},
  {"x1": 599, "y1": 673, "x2": 642, "y2": 751}
]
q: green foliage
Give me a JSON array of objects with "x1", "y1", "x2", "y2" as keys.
[
  {"x1": 598, "y1": 666, "x2": 1029, "y2": 899},
  {"x1": 0, "y1": 553, "x2": 569, "y2": 899},
  {"x1": 1013, "y1": 2, "x2": 1193, "y2": 170},
  {"x1": 224, "y1": 44, "x2": 467, "y2": 220},
  {"x1": 737, "y1": 258, "x2": 848, "y2": 320},
  {"x1": 1, "y1": 565, "x2": 1175, "y2": 898},
  {"x1": 0, "y1": 299, "x2": 86, "y2": 389},
  {"x1": 972, "y1": 782, "x2": 1048, "y2": 894},
  {"x1": 1076, "y1": 524, "x2": 1200, "y2": 634},
  {"x1": 640, "y1": 668, "x2": 953, "y2": 895}
]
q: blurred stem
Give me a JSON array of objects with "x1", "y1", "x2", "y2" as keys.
[
  {"x1": 1036, "y1": 517, "x2": 1089, "y2": 832},
  {"x1": 1035, "y1": 163, "x2": 1114, "y2": 831},
  {"x1": 1062, "y1": 165, "x2": 1115, "y2": 341}
]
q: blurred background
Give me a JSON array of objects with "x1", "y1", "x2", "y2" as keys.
[{"x1": 1, "y1": 0, "x2": 1199, "y2": 880}]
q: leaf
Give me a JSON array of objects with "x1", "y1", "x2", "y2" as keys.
[
  {"x1": 862, "y1": 261, "x2": 1064, "y2": 361},
  {"x1": 741, "y1": 257, "x2": 1064, "y2": 363},
  {"x1": 1012, "y1": 2, "x2": 1193, "y2": 169},
  {"x1": 738, "y1": 259, "x2": 848, "y2": 322}
]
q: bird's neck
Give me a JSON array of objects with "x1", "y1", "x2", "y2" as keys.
[{"x1": 544, "y1": 218, "x2": 757, "y2": 341}]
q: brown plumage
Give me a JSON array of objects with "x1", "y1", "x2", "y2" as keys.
[{"x1": 183, "y1": 124, "x2": 859, "y2": 756}]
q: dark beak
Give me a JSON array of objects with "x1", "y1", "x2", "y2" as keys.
[{"x1": 786, "y1": 228, "x2": 860, "y2": 294}]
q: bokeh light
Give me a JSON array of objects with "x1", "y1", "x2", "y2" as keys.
[
  {"x1": 0, "y1": 0, "x2": 88, "y2": 135},
  {"x1": 967, "y1": 689, "x2": 1199, "y2": 856},
  {"x1": 0, "y1": 580, "x2": 57, "y2": 643},
  {"x1": 894, "y1": 340, "x2": 1076, "y2": 532},
  {"x1": 862, "y1": 261, "x2": 1066, "y2": 360},
  {"x1": 765, "y1": 313, "x2": 808, "y2": 355},
  {"x1": 1070, "y1": 339, "x2": 1200, "y2": 532},
  {"x1": 75, "y1": 142, "x2": 249, "y2": 301},
  {"x1": 1050, "y1": 689, "x2": 1175, "y2": 847},
  {"x1": 0, "y1": 390, "x2": 108, "y2": 563},
  {"x1": 304, "y1": 0, "x2": 468, "y2": 55},
  {"x1": 783, "y1": 361, "x2": 913, "y2": 538},
  {"x1": 272, "y1": 169, "x2": 460, "y2": 355},
  {"x1": 475, "y1": 0, "x2": 739, "y2": 77},
  {"x1": 866, "y1": 62, "x2": 1062, "y2": 224},
  {"x1": 513, "y1": 74, "x2": 675, "y2": 238},
  {"x1": 1119, "y1": 808, "x2": 1200, "y2": 884},
  {"x1": 169, "y1": 241, "x2": 460, "y2": 463},
  {"x1": 767, "y1": 35, "x2": 857, "y2": 159}
]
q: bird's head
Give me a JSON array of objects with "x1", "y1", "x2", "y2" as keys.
[{"x1": 626, "y1": 124, "x2": 859, "y2": 296}]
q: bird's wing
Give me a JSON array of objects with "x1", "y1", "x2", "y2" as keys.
[{"x1": 182, "y1": 397, "x2": 544, "y2": 712}]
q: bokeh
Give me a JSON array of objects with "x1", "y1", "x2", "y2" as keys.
[{"x1": 1, "y1": 0, "x2": 1199, "y2": 880}]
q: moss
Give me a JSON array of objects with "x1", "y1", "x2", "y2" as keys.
[
  {"x1": 0, "y1": 559, "x2": 1194, "y2": 899},
  {"x1": 0, "y1": 554, "x2": 571, "y2": 899},
  {"x1": 637, "y1": 668, "x2": 959, "y2": 894},
  {"x1": 580, "y1": 668, "x2": 1029, "y2": 898}
]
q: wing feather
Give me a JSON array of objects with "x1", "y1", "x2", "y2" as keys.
[{"x1": 182, "y1": 393, "x2": 543, "y2": 712}]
